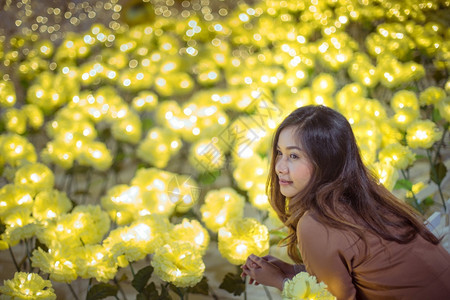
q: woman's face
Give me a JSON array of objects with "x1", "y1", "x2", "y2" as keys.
[{"x1": 275, "y1": 126, "x2": 313, "y2": 198}]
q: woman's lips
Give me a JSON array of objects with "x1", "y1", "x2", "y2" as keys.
[{"x1": 279, "y1": 179, "x2": 292, "y2": 186}]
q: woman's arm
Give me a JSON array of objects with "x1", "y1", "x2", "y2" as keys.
[{"x1": 241, "y1": 254, "x2": 287, "y2": 290}]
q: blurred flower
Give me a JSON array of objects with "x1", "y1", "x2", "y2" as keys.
[
  {"x1": 22, "y1": 104, "x2": 44, "y2": 130},
  {"x1": 0, "y1": 184, "x2": 33, "y2": 222},
  {"x1": 218, "y1": 218, "x2": 269, "y2": 265},
  {"x1": 0, "y1": 134, "x2": 37, "y2": 167},
  {"x1": 151, "y1": 241, "x2": 205, "y2": 288},
  {"x1": 2, "y1": 222, "x2": 39, "y2": 248},
  {"x1": 77, "y1": 140, "x2": 113, "y2": 171},
  {"x1": 282, "y1": 271, "x2": 335, "y2": 300},
  {"x1": 0, "y1": 272, "x2": 56, "y2": 299},
  {"x1": 233, "y1": 155, "x2": 268, "y2": 191},
  {"x1": 3, "y1": 108, "x2": 27, "y2": 135},
  {"x1": 40, "y1": 139, "x2": 75, "y2": 170},
  {"x1": 371, "y1": 162, "x2": 399, "y2": 191},
  {"x1": 201, "y1": 188, "x2": 245, "y2": 232},
  {"x1": 38, "y1": 205, "x2": 110, "y2": 247},
  {"x1": 419, "y1": 86, "x2": 446, "y2": 106},
  {"x1": 111, "y1": 113, "x2": 142, "y2": 144},
  {"x1": 248, "y1": 181, "x2": 271, "y2": 210},
  {"x1": 189, "y1": 138, "x2": 225, "y2": 173},
  {"x1": 390, "y1": 90, "x2": 419, "y2": 112},
  {"x1": 103, "y1": 214, "x2": 172, "y2": 263},
  {"x1": 378, "y1": 143, "x2": 416, "y2": 170},
  {"x1": 170, "y1": 219, "x2": 210, "y2": 255},
  {"x1": 0, "y1": 80, "x2": 16, "y2": 108},
  {"x1": 75, "y1": 244, "x2": 118, "y2": 282},
  {"x1": 31, "y1": 245, "x2": 78, "y2": 283},
  {"x1": 406, "y1": 120, "x2": 443, "y2": 149},
  {"x1": 14, "y1": 163, "x2": 54, "y2": 196},
  {"x1": 137, "y1": 127, "x2": 182, "y2": 168},
  {"x1": 391, "y1": 107, "x2": 419, "y2": 131},
  {"x1": 132, "y1": 91, "x2": 159, "y2": 112},
  {"x1": 101, "y1": 185, "x2": 142, "y2": 225},
  {"x1": 32, "y1": 189, "x2": 73, "y2": 221}
]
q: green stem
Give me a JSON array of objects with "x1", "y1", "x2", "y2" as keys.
[
  {"x1": 432, "y1": 126, "x2": 448, "y2": 167},
  {"x1": 114, "y1": 277, "x2": 128, "y2": 300},
  {"x1": 8, "y1": 246, "x2": 20, "y2": 272},
  {"x1": 400, "y1": 170, "x2": 423, "y2": 214},
  {"x1": 67, "y1": 283, "x2": 80, "y2": 300},
  {"x1": 129, "y1": 262, "x2": 135, "y2": 277},
  {"x1": 25, "y1": 238, "x2": 32, "y2": 272}
]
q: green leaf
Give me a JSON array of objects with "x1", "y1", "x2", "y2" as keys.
[
  {"x1": 158, "y1": 284, "x2": 172, "y2": 300},
  {"x1": 132, "y1": 265, "x2": 154, "y2": 293},
  {"x1": 219, "y1": 272, "x2": 245, "y2": 296},
  {"x1": 430, "y1": 162, "x2": 447, "y2": 184},
  {"x1": 269, "y1": 230, "x2": 288, "y2": 239},
  {"x1": 197, "y1": 170, "x2": 220, "y2": 185},
  {"x1": 142, "y1": 118, "x2": 154, "y2": 132},
  {"x1": 432, "y1": 107, "x2": 442, "y2": 122},
  {"x1": 34, "y1": 238, "x2": 48, "y2": 252},
  {"x1": 137, "y1": 282, "x2": 159, "y2": 300},
  {"x1": 86, "y1": 283, "x2": 118, "y2": 300},
  {"x1": 188, "y1": 276, "x2": 210, "y2": 295},
  {"x1": 0, "y1": 221, "x2": 6, "y2": 235},
  {"x1": 394, "y1": 179, "x2": 413, "y2": 191}
]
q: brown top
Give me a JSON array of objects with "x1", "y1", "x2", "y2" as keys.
[{"x1": 297, "y1": 212, "x2": 450, "y2": 300}]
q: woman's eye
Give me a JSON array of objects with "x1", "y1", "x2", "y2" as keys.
[
  {"x1": 290, "y1": 154, "x2": 299, "y2": 159},
  {"x1": 276, "y1": 150, "x2": 282, "y2": 155}
]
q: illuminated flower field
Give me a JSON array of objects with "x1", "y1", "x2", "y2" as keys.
[{"x1": 0, "y1": 0, "x2": 449, "y2": 299}]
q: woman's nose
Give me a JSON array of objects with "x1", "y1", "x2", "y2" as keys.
[{"x1": 276, "y1": 158, "x2": 287, "y2": 174}]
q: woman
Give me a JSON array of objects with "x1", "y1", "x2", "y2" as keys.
[{"x1": 241, "y1": 105, "x2": 450, "y2": 299}]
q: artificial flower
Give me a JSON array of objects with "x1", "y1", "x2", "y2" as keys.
[{"x1": 0, "y1": 272, "x2": 56, "y2": 299}]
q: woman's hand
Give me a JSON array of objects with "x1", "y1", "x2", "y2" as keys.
[
  {"x1": 241, "y1": 254, "x2": 286, "y2": 290},
  {"x1": 261, "y1": 255, "x2": 299, "y2": 280}
]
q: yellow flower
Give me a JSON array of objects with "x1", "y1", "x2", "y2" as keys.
[
  {"x1": 0, "y1": 80, "x2": 16, "y2": 108},
  {"x1": 22, "y1": 104, "x2": 44, "y2": 130},
  {"x1": 282, "y1": 272, "x2": 336, "y2": 300},
  {"x1": 391, "y1": 107, "x2": 419, "y2": 131},
  {"x1": 218, "y1": 218, "x2": 269, "y2": 265},
  {"x1": 136, "y1": 127, "x2": 182, "y2": 168},
  {"x1": 248, "y1": 181, "x2": 271, "y2": 210},
  {"x1": 0, "y1": 272, "x2": 56, "y2": 299},
  {"x1": 233, "y1": 155, "x2": 268, "y2": 191},
  {"x1": 132, "y1": 91, "x2": 158, "y2": 112},
  {"x1": 40, "y1": 139, "x2": 75, "y2": 169},
  {"x1": 38, "y1": 205, "x2": 110, "y2": 247},
  {"x1": 101, "y1": 184, "x2": 142, "y2": 225},
  {"x1": 419, "y1": 86, "x2": 446, "y2": 106},
  {"x1": 189, "y1": 139, "x2": 225, "y2": 173},
  {"x1": 2, "y1": 222, "x2": 39, "y2": 247},
  {"x1": 111, "y1": 113, "x2": 142, "y2": 145},
  {"x1": 378, "y1": 143, "x2": 416, "y2": 170},
  {"x1": 14, "y1": 163, "x2": 55, "y2": 196},
  {"x1": 32, "y1": 189, "x2": 73, "y2": 221},
  {"x1": 31, "y1": 245, "x2": 78, "y2": 283},
  {"x1": 103, "y1": 214, "x2": 172, "y2": 263},
  {"x1": 379, "y1": 121, "x2": 403, "y2": 148},
  {"x1": 406, "y1": 182, "x2": 428, "y2": 199},
  {"x1": 3, "y1": 108, "x2": 27, "y2": 135},
  {"x1": 406, "y1": 120, "x2": 443, "y2": 149},
  {"x1": 0, "y1": 133, "x2": 37, "y2": 167},
  {"x1": 0, "y1": 184, "x2": 33, "y2": 221},
  {"x1": 77, "y1": 140, "x2": 113, "y2": 171},
  {"x1": 391, "y1": 90, "x2": 419, "y2": 112},
  {"x1": 170, "y1": 219, "x2": 210, "y2": 255},
  {"x1": 151, "y1": 241, "x2": 205, "y2": 288},
  {"x1": 370, "y1": 162, "x2": 399, "y2": 191},
  {"x1": 75, "y1": 244, "x2": 118, "y2": 282},
  {"x1": 311, "y1": 73, "x2": 336, "y2": 95},
  {"x1": 200, "y1": 188, "x2": 245, "y2": 232}
]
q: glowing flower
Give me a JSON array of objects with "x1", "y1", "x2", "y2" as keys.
[
  {"x1": 371, "y1": 162, "x2": 399, "y2": 191},
  {"x1": 32, "y1": 189, "x2": 73, "y2": 221},
  {"x1": 3, "y1": 108, "x2": 27, "y2": 135},
  {"x1": 166, "y1": 174, "x2": 199, "y2": 214},
  {"x1": 311, "y1": 73, "x2": 336, "y2": 95},
  {"x1": 0, "y1": 272, "x2": 56, "y2": 299},
  {"x1": 40, "y1": 139, "x2": 75, "y2": 170},
  {"x1": 0, "y1": 184, "x2": 33, "y2": 221},
  {"x1": 77, "y1": 140, "x2": 113, "y2": 171},
  {"x1": 406, "y1": 182, "x2": 428, "y2": 199},
  {"x1": 419, "y1": 86, "x2": 446, "y2": 106},
  {"x1": 2, "y1": 222, "x2": 39, "y2": 248},
  {"x1": 151, "y1": 241, "x2": 205, "y2": 288},
  {"x1": 406, "y1": 120, "x2": 443, "y2": 149},
  {"x1": 0, "y1": 134, "x2": 37, "y2": 167},
  {"x1": 111, "y1": 113, "x2": 142, "y2": 144},
  {"x1": 170, "y1": 219, "x2": 210, "y2": 254},
  {"x1": 75, "y1": 244, "x2": 118, "y2": 282},
  {"x1": 282, "y1": 272, "x2": 335, "y2": 300},
  {"x1": 0, "y1": 80, "x2": 16, "y2": 108},
  {"x1": 22, "y1": 104, "x2": 44, "y2": 130},
  {"x1": 132, "y1": 91, "x2": 159, "y2": 112},
  {"x1": 137, "y1": 127, "x2": 182, "y2": 168},
  {"x1": 391, "y1": 90, "x2": 419, "y2": 112},
  {"x1": 218, "y1": 218, "x2": 269, "y2": 265},
  {"x1": 391, "y1": 107, "x2": 419, "y2": 131},
  {"x1": 103, "y1": 214, "x2": 172, "y2": 263},
  {"x1": 233, "y1": 155, "x2": 268, "y2": 191},
  {"x1": 248, "y1": 181, "x2": 271, "y2": 210},
  {"x1": 31, "y1": 245, "x2": 78, "y2": 283},
  {"x1": 38, "y1": 205, "x2": 110, "y2": 247},
  {"x1": 14, "y1": 163, "x2": 54, "y2": 195},
  {"x1": 200, "y1": 188, "x2": 245, "y2": 232},
  {"x1": 378, "y1": 143, "x2": 416, "y2": 170},
  {"x1": 189, "y1": 139, "x2": 225, "y2": 173},
  {"x1": 101, "y1": 184, "x2": 142, "y2": 225}
]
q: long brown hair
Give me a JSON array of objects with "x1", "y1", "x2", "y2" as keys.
[{"x1": 267, "y1": 105, "x2": 440, "y2": 263}]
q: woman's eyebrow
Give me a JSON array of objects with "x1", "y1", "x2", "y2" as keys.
[{"x1": 277, "y1": 145, "x2": 302, "y2": 151}]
